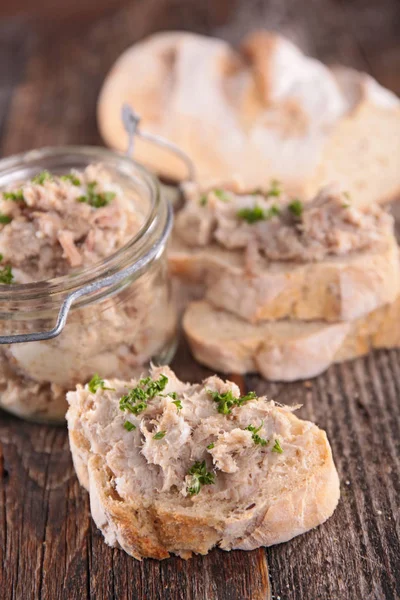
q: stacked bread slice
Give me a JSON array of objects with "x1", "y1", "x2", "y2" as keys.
[{"x1": 170, "y1": 182, "x2": 400, "y2": 381}]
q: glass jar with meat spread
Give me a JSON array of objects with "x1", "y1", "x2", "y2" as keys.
[{"x1": 0, "y1": 146, "x2": 177, "y2": 423}]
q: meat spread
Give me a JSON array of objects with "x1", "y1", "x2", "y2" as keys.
[
  {"x1": 0, "y1": 164, "x2": 142, "y2": 283},
  {"x1": 0, "y1": 164, "x2": 176, "y2": 421},
  {"x1": 176, "y1": 182, "x2": 393, "y2": 263}
]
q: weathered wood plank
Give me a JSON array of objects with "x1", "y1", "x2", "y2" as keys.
[
  {"x1": 247, "y1": 353, "x2": 400, "y2": 600},
  {"x1": 0, "y1": 2, "x2": 400, "y2": 599}
]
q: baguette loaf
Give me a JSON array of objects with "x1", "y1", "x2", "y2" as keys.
[
  {"x1": 98, "y1": 31, "x2": 400, "y2": 206},
  {"x1": 170, "y1": 185, "x2": 399, "y2": 323},
  {"x1": 67, "y1": 366, "x2": 340, "y2": 559},
  {"x1": 183, "y1": 298, "x2": 400, "y2": 381}
]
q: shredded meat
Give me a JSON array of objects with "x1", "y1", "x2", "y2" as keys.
[
  {"x1": 176, "y1": 183, "x2": 393, "y2": 263},
  {"x1": 0, "y1": 164, "x2": 141, "y2": 282},
  {"x1": 0, "y1": 164, "x2": 176, "y2": 421}
]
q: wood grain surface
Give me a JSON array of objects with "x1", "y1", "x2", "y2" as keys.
[{"x1": 0, "y1": 1, "x2": 400, "y2": 599}]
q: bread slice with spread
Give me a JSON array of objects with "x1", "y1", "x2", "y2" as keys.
[
  {"x1": 170, "y1": 182, "x2": 399, "y2": 323},
  {"x1": 66, "y1": 366, "x2": 340, "y2": 559}
]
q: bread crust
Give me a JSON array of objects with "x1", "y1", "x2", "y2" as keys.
[
  {"x1": 230, "y1": 430, "x2": 340, "y2": 549},
  {"x1": 183, "y1": 298, "x2": 400, "y2": 381},
  {"x1": 84, "y1": 423, "x2": 339, "y2": 558},
  {"x1": 170, "y1": 237, "x2": 400, "y2": 323}
]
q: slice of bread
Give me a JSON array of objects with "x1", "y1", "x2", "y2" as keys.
[
  {"x1": 183, "y1": 299, "x2": 400, "y2": 381},
  {"x1": 66, "y1": 366, "x2": 340, "y2": 559},
  {"x1": 98, "y1": 31, "x2": 400, "y2": 206},
  {"x1": 170, "y1": 230, "x2": 400, "y2": 324}
]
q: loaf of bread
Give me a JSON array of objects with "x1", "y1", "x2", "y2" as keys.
[
  {"x1": 98, "y1": 31, "x2": 400, "y2": 206},
  {"x1": 66, "y1": 366, "x2": 340, "y2": 559},
  {"x1": 170, "y1": 183, "x2": 399, "y2": 323},
  {"x1": 183, "y1": 297, "x2": 400, "y2": 381}
]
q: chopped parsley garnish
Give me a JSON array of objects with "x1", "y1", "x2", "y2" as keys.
[
  {"x1": 0, "y1": 254, "x2": 13, "y2": 285},
  {"x1": 272, "y1": 439, "x2": 283, "y2": 454},
  {"x1": 266, "y1": 205, "x2": 280, "y2": 218},
  {"x1": 237, "y1": 205, "x2": 265, "y2": 224},
  {"x1": 187, "y1": 461, "x2": 215, "y2": 496},
  {"x1": 0, "y1": 213, "x2": 12, "y2": 224},
  {"x1": 207, "y1": 442, "x2": 215, "y2": 450},
  {"x1": 168, "y1": 392, "x2": 178, "y2": 400},
  {"x1": 153, "y1": 430, "x2": 166, "y2": 440},
  {"x1": 3, "y1": 190, "x2": 24, "y2": 202},
  {"x1": 0, "y1": 264, "x2": 13, "y2": 284},
  {"x1": 172, "y1": 399, "x2": 182, "y2": 411},
  {"x1": 32, "y1": 170, "x2": 52, "y2": 185},
  {"x1": 342, "y1": 192, "x2": 351, "y2": 209},
  {"x1": 199, "y1": 194, "x2": 208, "y2": 206},
  {"x1": 123, "y1": 421, "x2": 136, "y2": 432},
  {"x1": 237, "y1": 204, "x2": 280, "y2": 224},
  {"x1": 251, "y1": 187, "x2": 263, "y2": 196},
  {"x1": 213, "y1": 188, "x2": 229, "y2": 202},
  {"x1": 207, "y1": 389, "x2": 257, "y2": 415},
  {"x1": 267, "y1": 179, "x2": 281, "y2": 197},
  {"x1": 88, "y1": 374, "x2": 114, "y2": 394},
  {"x1": 252, "y1": 180, "x2": 282, "y2": 198},
  {"x1": 119, "y1": 374, "x2": 169, "y2": 416},
  {"x1": 288, "y1": 199, "x2": 303, "y2": 218},
  {"x1": 77, "y1": 181, "x2": 116, "y2": 208},
  {"x1": 61, "y1": 173, "x2": 81, "y2": 186},
  {"x1": 245, "y1": 422, "x2": 268, "y2": 446}
]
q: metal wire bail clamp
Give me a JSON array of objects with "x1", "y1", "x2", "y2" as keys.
[
  {"x1": 121, "y1": 104, "x2": 196, "y2": 182},
  {"x1": 0, "y1": 105, "x2": 196, "y2": 344}
]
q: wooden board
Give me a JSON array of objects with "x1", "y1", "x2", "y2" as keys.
[{"x1": 0, "y1": 2, "x2": 400, "y2": 598}]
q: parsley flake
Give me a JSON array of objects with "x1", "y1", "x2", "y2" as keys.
[
  {"x1": 207, "y1": 442, "x2": 215, "y2": 450},
  {"x1": 3, "y1": 190, "x2": 24, "y2": 202},
  {"x1": 288, "y1": 199, "x2": 303, "y2": 218},
  {"x1": 213, "y1": 188, "x2": 229, "y2": 202},
  {"x1": 119, "y1": 374, "x2": 169, "y2": 416},
  {"x1": 342, "y1": 192, "x2": 351, "y2": 209},
  {"x1": 199, "y1": 194, "x2": 208, "y2": 206},
  {"x1": 124, "y1": 421, "x2": 136, "y2": 432},
  {"x1": 32, "y1": 170, "x2": 52, "y2": 185},
  {"x1": 78, "y1": 181, "x2": 116, "y2": 208},
  {"x1": 272, "y1": 439, "x2": 283, "y2": 454},
  {"x1": 153, "y1": 430, "x2": 166, "y2": 440},
  {"x1": 187, "y1": 461, "x2": 215, "y2": 496},
  {"x1": 237, "y1": 205, "x2": 265, "y2": 224},
  {"x1": 267, "y1": 179, "x2": 281, "y2": 197},
  {"x1": 61, "y1": 174, "x2": 81, "y2": 186},
  {"x1": 237, "y1": 204, "x2": 280, "y2": 224},
  {"x1": 172, "y1": 399, "x2": 182, "y2": 411},
  {"x1": 207, "y1": 389, "x2": 257, "y2": 415},
  {"x1": 0, "y1": 264, "x2": 13, "y2": 284},
  {"x1": 88, "y1": 374, "x2": 115, "y2": 394},
  {"x1": 0, "y1": 213, "x2": 12, "y2": 224},
  {"x1": 245, "y1": 421, "x2": 268, "y2": 446},
  {"x1": 251, "y1": 187, "x2": 263, "y2": 196}
]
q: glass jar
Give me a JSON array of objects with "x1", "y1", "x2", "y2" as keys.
[{"x1": 0, "y1": 146, "x2": 177, "y2": 424}]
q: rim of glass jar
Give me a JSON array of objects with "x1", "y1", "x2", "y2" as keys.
[{"x1": 0, "y1": 145, "x2": 167, "y2": 303}]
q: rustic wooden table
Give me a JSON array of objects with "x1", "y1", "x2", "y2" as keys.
[{"x1": 0, "y1": 2, "x2": 400, "y2": 599}]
